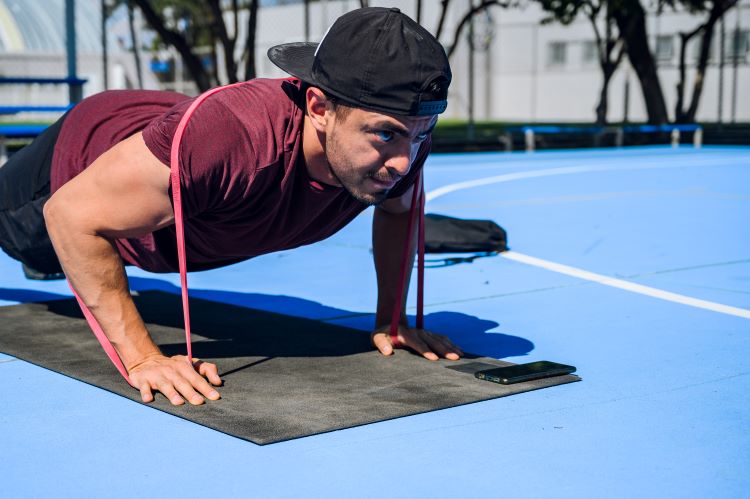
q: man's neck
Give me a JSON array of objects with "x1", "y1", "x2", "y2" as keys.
[{"x1": 302, "y1": 115, "x2": 340, "y2": 187}]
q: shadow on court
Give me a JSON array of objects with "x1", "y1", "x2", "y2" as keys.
[{"x1": 0, "y1": 274, "x2": 534, "y2": 360}]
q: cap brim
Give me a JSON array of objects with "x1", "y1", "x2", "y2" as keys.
[{"x1": 267, "y1": 42, "x2": 319, "y2": 83}]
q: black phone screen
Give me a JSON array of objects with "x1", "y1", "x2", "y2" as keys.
[{"x1": 475, "y1": 361, "x2": 576, "y2": 384}]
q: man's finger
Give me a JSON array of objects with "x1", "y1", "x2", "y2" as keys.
[
  {"x1": 198, "y1": 361, "x2": 223, "y2": 386},
  {"x1": 439, "y1": 334, "x2": 465, "y2": 356},
  {"x1": 403, "y1": 333, "x2": 439, "y2": 361},
  {"x1": 195, "y1": 361, "x2": 222, "y2": 400},
  {"x1": 422, "y1": 332, "x2": 463, "y2": 360},
  {"x1": 372, "y1": 332, "x2": 394, "y2": 356},
  {"x1": 171, "y1": 375, "x2": 205, "y2": 406},
  {"x1": 156, "y1": 380, "x2": 185, "y2": 406},
  {"x1": 138, "y1": 382, "x2": 154, "y2": 403},
  {"x1": 175, "y1": 360, "x2": 219, "y2": 402}
]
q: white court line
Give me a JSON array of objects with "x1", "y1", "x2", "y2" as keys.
[
  {"x1": 427, "y1": 152, "x2": 740, "y2": 172},
  {"x1": 425, "y1": 158, "x2": 741, "y2": 202},
  {"x1": 501, "y1": 251, "x2": 750, "y2": 320},
  {"x1": 425, "y1": 157, "x2": 750, "y2": 320}
]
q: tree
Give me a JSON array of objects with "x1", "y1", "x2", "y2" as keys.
[
  {"x1": 610, "y1": 0, "x2": 670, "y2": 124},
  {"x1": 127, "y1": 1, "x2": 144, "y2": 88},
  {"x1": 536, "y1": 0, "x2": 736, "y2": 124},
  {"x1": 535, "y1": 0, "x2": 626, "y2": 124},
  {"x1": 129, "y1": 0, "x2": 259, "y2": 92},
  {"x1": 442, "y1": 1, "x2": 513, "y2": 58},
  {"x1": 670, "y1": 0, "x2": 739, "y2": 123}
]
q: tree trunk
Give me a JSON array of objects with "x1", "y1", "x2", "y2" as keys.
[
  {"x1": 590, "y1": 9, "x2": 624, "y2": 126},
  {"x1": 612, "y1": 0, "x2": 669, "y2": 124},
  {"x1": 127, "y1": 1, "x2": 143, "y2": 89},
  {"x1": 446, "y1": 1, "x2": 504, "y2": 58},
  {"x1": 243, "y1": 0, "x2": 259, "y2": 81},
  {"x1": 596, "y1": 65, "x2": 615, "y2": 125},
  {"x1": 435, "y1": 0, "x2": 452, "y2": 41},
  {"x1": 304, "y1": 0, "x2": 310, "y2": 41},
  {"x1": 131, "y1": 0, "x2": 212, "y2": 91},
  {"x1": 675, "y1": 30, "x2": 695, "y2": 123},
  {"x1": 208, "y1": 0, "x2": 238, "y2": 84},
  {"x1": 684, "y1": 25, "x2": 715, "y2": 122},
  {"x1": 209, "y1": 32, "x2": 220, "y2": 85},
  {"x1": 686, "y1": 1, "x2": 738, "y2": 121},
  {"x1": 675, "y1": 0, "x2": 737, "y2": 122}
]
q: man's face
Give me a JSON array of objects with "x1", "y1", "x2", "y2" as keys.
[{"x1": 323, "y1": 107, "x2": 437, "y2": 205}]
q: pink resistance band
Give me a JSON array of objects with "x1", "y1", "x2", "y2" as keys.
[
  {"x1": 69, "y1": 83, "x2": 426, "y2": 386},
  {"x1": 389, "y1": 172, "x2": 426, "y2": 346}
]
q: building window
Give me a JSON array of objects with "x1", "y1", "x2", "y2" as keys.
[
  {"x1": 582, "y1": 40, "x2": 598, "y2": 64},
  {"x1": 727, "y1": 29, "x2": 749, "y2": 62},
  {"x1": 655, "y1": 35, "x2": 674, "y2": 62},
  {"x1": 691, "y1": 30, "x2": 749, "y2": 63},
  {"x1": 548, "y1": 41, "x2": 567, "y2": 66},
  {"x1": 691, "y1": 36, "x2": 714, "y2": 62}
]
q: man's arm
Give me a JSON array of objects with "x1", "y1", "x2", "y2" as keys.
[
  {"x1": 371, "y1": 185, "x2": 463, "y2": 360},
  {"x1": 44, "y1": 132, "x2": 222, "y2": 405}
]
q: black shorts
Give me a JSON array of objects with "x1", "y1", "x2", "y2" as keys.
[{"x1": 0, "y1": 114, "x2": 67, "y2": 273}]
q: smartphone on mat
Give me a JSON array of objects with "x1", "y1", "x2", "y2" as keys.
[{"x1": 475, "y1": 361, "x2": 576, "y2": 385}]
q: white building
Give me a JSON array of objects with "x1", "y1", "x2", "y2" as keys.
[
  {"x1": 253, "y1": 0, "x2": 749, "y2": 123},
  {"x1": 1, "y1": 0, "x2": 748, "y2": 123},
  {"x1": 0, "y1": 0, "x2": 156, "y2": 111}
]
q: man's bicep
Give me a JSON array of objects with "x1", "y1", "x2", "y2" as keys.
[{"x1": 48, "y1": 132, "x2": 174, "y2": 238}]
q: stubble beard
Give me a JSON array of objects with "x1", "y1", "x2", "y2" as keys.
[{"x1": 325, "y1": 130, "x2": 390, "y2": 206}]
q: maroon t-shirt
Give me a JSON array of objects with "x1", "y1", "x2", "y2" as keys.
[{"x1": 51, "y1": 78, "x2": 428, "y2": 273}]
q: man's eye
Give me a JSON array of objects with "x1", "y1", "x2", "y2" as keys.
[
  {"x1": 375, "y1": 131, "x2": 394, "y2": 143},
  {"x1": 416, "y1": 132, "x2": 430, "y2": 141}
]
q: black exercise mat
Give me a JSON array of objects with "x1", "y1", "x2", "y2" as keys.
[{"x1": 0, "y1": 291, "x2": 580, "y2": 445}]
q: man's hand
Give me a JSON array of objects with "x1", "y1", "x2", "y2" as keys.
[
  {"x1": 128, "y1": 354, "x2": 223, "y2": 406},
  {"x1": 371, "y1": 325, "x2": 464, "y2": 361}
]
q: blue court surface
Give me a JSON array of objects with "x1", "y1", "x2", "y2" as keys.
[{"x1": 1, "y1": 145, "x2": 748, "y2": 498}]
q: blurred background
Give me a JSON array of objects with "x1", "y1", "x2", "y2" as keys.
[{"x1": 1, "y1": 0, "x2": 748, "y2": 154}]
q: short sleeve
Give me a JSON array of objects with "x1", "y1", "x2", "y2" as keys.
[
  {"x1": 142, "y1": 97, "x2": 255, "y2": 218},
  {"x1": 386, "y1": 135, "x2": 432, "y2": 199}
]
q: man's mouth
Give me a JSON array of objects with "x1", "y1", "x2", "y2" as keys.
[
  {"x1": 368, "y1": 178, "x2": 397, "y2": 190},
  {"x1": 368, "y1": 173, "x2": 399, "y2": 189}
]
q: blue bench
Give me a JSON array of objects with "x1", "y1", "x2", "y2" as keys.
[
  {"x1": 0, "y1": 76, "x2": 86, "y2": 163},
  {"x1": 514, "y1": 124, "x2": 703, "y2": 151},
  {"x1": 0, "y1": 124, "x2": 49, "y2": 137},
  {"x1": 519, "y1": 125, "x2": 605, "y2": 135},
  {"x1": 0, "y1": 77, "x2": 87, "y2": 86},
  {"x1": 0, "y1": 124, "x2": 50, "y2": 164},
  {"x1": 0, "y1": 105, "x2": 73, "y2": 115},
  {"x1": 623, "y1": 124, "x2": 702, "y2": 133}
]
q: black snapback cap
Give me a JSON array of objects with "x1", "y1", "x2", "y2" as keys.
[{"x1": 267, "y1": 7, "x2": 451, "y2": 116}]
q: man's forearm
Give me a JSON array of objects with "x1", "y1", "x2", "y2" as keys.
[
  {"x1": 44, "y1": 199, "x2": 161, "y2": 370},
  {"x1": 372, "y1": 206, "x2": 417, "y2": 329}
]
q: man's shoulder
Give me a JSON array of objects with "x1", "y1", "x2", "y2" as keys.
[
  {"x1": 200, "y1": 78, "x2": 304, "y2": 157},
  {"x1": 212, "y1": 77, "x2": 304, "y2": 116},
  {"x1": 75, "y1": 89, "x2": 190, "y2": 111}
]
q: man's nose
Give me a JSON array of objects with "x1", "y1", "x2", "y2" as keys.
[{"x1": 383, "y1": 142, "x2": 413, "y2": 177}]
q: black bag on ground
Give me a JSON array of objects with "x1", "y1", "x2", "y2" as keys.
[{"x1": 424, "y1": 213, "x2": 508, "y2": 253}]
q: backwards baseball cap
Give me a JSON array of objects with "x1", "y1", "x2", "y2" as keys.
[{"x1": 267, "y1": 7, "x2": 451, "y2": 116}]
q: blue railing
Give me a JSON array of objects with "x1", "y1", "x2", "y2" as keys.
[
  {"x1": 508, "y1": 124, "x2": 704, "y2": 151},
  {"x1": 0, "y1": 76, "x2": 87, "y2": 162}
]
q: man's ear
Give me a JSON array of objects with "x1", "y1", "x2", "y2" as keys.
[{"x1": 306, "y1": 87, "x2": 331, "y2": 133}]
